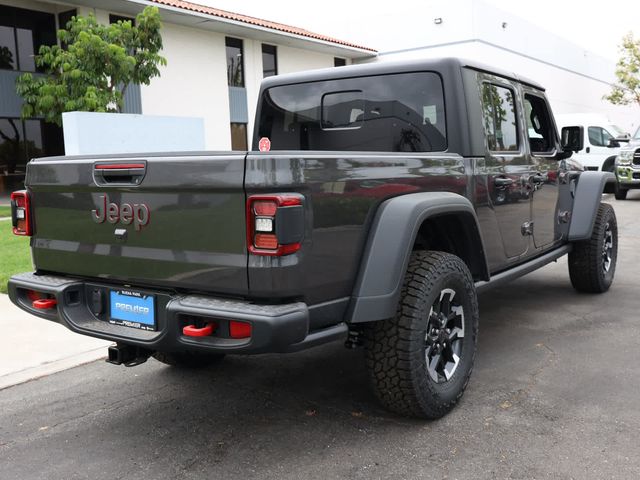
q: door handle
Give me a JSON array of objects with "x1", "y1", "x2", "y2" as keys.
[
  {"x1": 494, "y1": 177, "x2": 514, "y2": 187},
  {"x1": 94, "y1": 162, "x2": 147, "y2": 185},
  {"x1": 532, "y1": 173, "x2": 548, "y2": 184}
]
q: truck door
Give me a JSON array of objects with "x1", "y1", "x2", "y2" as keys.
[
  {"x1": 522, "y1": 91, "x2": 562, "y2": 249},
  {"x1": 480, "y1": 80, "x2": 532, "y2": 259},
  {"x1": 585, "y1": 126, "x2": 618, "y2": 171},
  {"x1": 568, "y1": 124, "x2": 616, "y2": 171}
]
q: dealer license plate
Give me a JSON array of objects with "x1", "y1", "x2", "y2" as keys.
[{"x1": 109, "y1": 289, "x2": 156, "y2": 331}]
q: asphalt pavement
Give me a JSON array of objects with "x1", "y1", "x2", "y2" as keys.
[{"x1": 1, "y1": 193, "x2": 640, "y2": 479}]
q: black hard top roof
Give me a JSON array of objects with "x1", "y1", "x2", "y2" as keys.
[{"x1": 261, "y1": 57, "x2": 545, "y2": 92}]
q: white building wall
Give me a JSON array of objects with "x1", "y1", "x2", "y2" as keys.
[
  {"x1": 137, "y1": 22, "x2": 231, "y2": 150},
  {"x1": 277, "y1": 45, "x2": 337, "y2": 74},
  {"x1": 136, "y1": 25, "x2": 340, "y2": 149},
  {"x1": 373, "y1": 0, "x2": 639, "y2": 133},
  {"x1": 11, "y1": 1, "x2": 356, "y2": 150}
]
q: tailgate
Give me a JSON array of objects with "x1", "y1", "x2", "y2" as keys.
[{"x1": 26, "y1": 153, "x2": 248, "y2": 295}]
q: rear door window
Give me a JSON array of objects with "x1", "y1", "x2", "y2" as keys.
[
  {"x1": 257, "y1": 72, "x2": 447, "y2": 152},
  {"x1": 481, "y1": 83, "x2": 519, "y2": 152}
]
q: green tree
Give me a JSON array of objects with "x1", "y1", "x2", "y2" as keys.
[
  {"x1": 15, "y1": 6, "x2": 167, "y2": 126},
  {"x1": 605, "y1": 33, "x2": 640, "y2": 106}
]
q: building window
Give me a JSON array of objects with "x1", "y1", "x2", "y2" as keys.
[
  {"x1": 230, "y1": 123, "x2": 247, "y2": 151},
  {"x1": 262, "y1": 44, "x2": 277, "y2": 78},
  {"x1": 57, "y1": 9, "x2": 76, "y2": 50},
  {"x1": 58, "y1": 9, "x2": 77, "y2": 30},
  {"x1": 0, "y1": 117, "x2": 63, "y2": 176},
  {"x1": 0, "y1": 5, "x2": 56, "y2": 72},
  {"x1": 109, "y1": 14, "x2": 135, "y2": 25},
  {"x1": 334, "y1": 57, "x2": 346, "y2": 67},
  {"x1": 226, "y1": 37, "x2": 244, "y2": 87}
]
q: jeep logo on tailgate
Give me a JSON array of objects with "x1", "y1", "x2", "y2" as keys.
[{"x1": 91, "y1": 194, "x2": 150, "y2": 231}]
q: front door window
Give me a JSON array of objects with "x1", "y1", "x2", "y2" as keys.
[{"x1": 524, "y1": 93, "x2": 561, "y2": 249}]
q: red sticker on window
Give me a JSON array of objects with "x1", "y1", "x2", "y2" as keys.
[{"x1": 259, "y1": 137, "x2": 271, "y2": 152}]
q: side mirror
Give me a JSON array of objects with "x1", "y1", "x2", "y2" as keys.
[
  {"x1": 561, "y1": 126, "x2": 583, "y2": 153},
  {"x1": 616, "y1": 136, "x2": 630, "y2": 143},
  {"x1": 608, "y1": 138, "x2": 621, "y2": 148}
]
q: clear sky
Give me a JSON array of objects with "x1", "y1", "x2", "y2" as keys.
[{"x1": 195, "y1": 0, "x2": 640, "y2": 60}]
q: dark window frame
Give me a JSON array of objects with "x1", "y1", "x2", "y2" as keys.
[
  {"x1": 57, "y1": 9, "x2": 77, "y2": 50},
  {"x1": 57, "y1": 9, "x2": 77, "y2": 30},
  {"x1": 261, "y1": 43, "x2": 277, "y2": 78},
  {"x1": 0, "y1": 5, "x2": 56, "y2": 73},
  {"x1": 226, "y1": 36, "x2": 244, "y2": 87},
  {"x1": 109, "y1": 14, "x2": 135, "y2": 25},
  {"x1": 334, "y1": 57, "x2": 346, "y2": 67},
  {"x1": 0, "y1": 116, "x2": 63, "y2": 174}
]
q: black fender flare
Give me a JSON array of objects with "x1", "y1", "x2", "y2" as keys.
[
  {"x1": 346, "y1": 192, "x2": 488, "y2": 324},
  {"x1": 568, "y1": 171, "x2": 616, "y2": 241}
]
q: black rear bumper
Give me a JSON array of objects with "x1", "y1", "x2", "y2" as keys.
[{"x1": 8, "y1": 272, "x2": 347, "y2": 354}]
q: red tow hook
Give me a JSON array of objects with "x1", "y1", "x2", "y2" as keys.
[
  {"x1": 32, "y1": 298, "x2": 58, "y2": 310},
  {"x1": 183, "y1": 323, "x2": 215, "y2": 337}
]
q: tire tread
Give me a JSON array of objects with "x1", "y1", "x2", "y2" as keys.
[
  {"x1": 363, "y1": 251, "x2": 478, "y2": 419},
  {"x1": 568, "y1": 203, "x2": 617, "y2": 293}
]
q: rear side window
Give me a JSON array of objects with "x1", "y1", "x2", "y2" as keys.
[
  {"x1": 481, "y1": 83, "x2": 519, "y2": 152},
  {"x1": 256, "y1": 72, "x2": 447, "y2": 152}
]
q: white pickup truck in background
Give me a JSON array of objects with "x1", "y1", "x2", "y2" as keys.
[{"x1": 555, "y1": 114, "x2": 630, "y2": 172}]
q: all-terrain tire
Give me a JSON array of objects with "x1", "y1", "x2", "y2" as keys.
[
  {"x1": 568, "y1": 203, "x2": 617, "y2": 293},
  {"x1": 363, "y1": 251, "x2": 479, "y2": 419},
  {"x1": 152, "y1": 351, "x2": 225, "y2": 368}
]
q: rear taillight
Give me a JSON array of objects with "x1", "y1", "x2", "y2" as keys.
[
  {"x1": 246, "y1": 194, "x2": 304, "y2": 256},
  {"x1": 10, "y1": 190, "x2": 32, "y2": 236}
]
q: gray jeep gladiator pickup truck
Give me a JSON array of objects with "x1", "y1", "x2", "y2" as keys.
[{"x1": 8, "y1": 58, "x2": 617, "y2": 419}]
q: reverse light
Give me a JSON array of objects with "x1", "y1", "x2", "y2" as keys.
[
  {"x1": 246, "y1": 194, "x2": 304, "y2": 256},
  {"x1": 10, "y1": 190, "x2": 32, "y2": 236},
  {"x1": 255, "y1": 217, "x2": 273, "y2": 232}
]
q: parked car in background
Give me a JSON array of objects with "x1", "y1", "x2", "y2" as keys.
[
  {"x1": 555, "y1": 114, "x2": 629, "y2": 172},
  {"x1": 614, "y1": 125, "x2": 640, "y2": 199}
]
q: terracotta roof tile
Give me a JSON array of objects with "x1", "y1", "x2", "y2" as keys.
[{"x1": 148, "y1": 0, "x2": 376, "y2": 53}]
